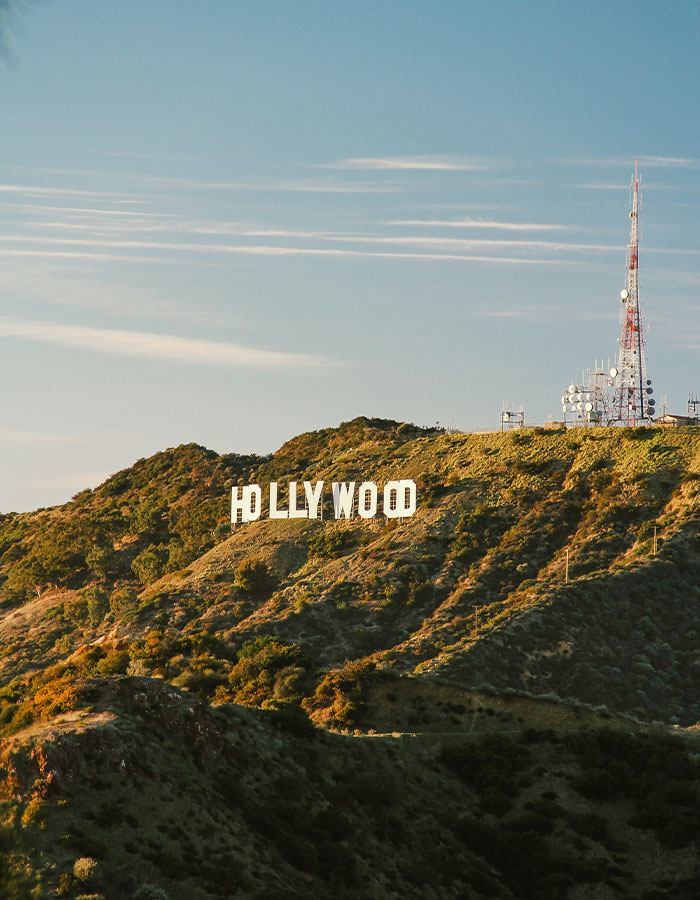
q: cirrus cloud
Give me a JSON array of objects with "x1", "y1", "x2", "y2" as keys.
[
  {"x1": 327, "y1": 155, "x2": 484, "y2": 171},
  {"x1": 0, "y1": 317, "x2": 325, "y2": 370}
]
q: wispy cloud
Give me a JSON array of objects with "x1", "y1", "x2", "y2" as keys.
[
  {"x1": 580, "y1": 183, "x2": 630, "y2": 191},
  {"x1": 2, "y1": 231, "x2": 616, "y2": 256},
  {"x1": 30, "y1": 220, "x2": 347, "y2": 240},
  {"x1": 385, "y1": 218, "x2": 569, "y2": 232},
  {"x1": 0, "y1": 428, "x2": 78, "y2": 446},
  {"x1": 552, "y1": 156, "x2": 631, "y2": 167},
  {"x1": 210, "y1": 246, "x2": 572, "y2": 265},
  {"x1": 0, "y1": 244, "x2": 551, "y2": 267},
  {"x1": 325, "y1": 234, "x2": 616, "y2": 254},
  {"x1": 0, "y1": 233, "x2": 592, "y2": 263},
  {"x1": 0, "y1": 242, "x2": 580, "y2": 267},
  {"x1": 327, "y1": 155, "x2": 484, "y2": 172},
  {"x1": 1, "y1": 171, "x2": 393, "y2": 197},
  {"x1": 0, "y1": 184, "x2": 136, "y2": 200},
  {"x1": 550, "y1": 155, "x2": 700, "y2": 169},
  {"x1": 120, "y1": 172, "x2": 397, "y2": 195},
  {"x1": 11, "y1": 203, "x2": 180, "y2": 220},
  {"x1": 645, "y1": 247, "x2": 700, "y2": 257},
  {"x1": 268, "y1": 178, "x2": 397, "y2": 194},
  {"x1": 0, "y1": 318, "x2": 325, "y2": 369},
  {"x1": 475, "y1": 305, "x2": 617, "y2": 323},
  {"x1": 639, "y1": 155, "x2": 700, "y2": 169},
  {"x1": 0, "y1": 265, "x2": 209, "y2": 321},
  {"x1": 0, "y1": 248, "x2": 178, "y2": 264}
]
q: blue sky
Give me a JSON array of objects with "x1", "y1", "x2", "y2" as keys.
[{"x1": 1, "y1": 1, "x2": 699, "y2": 512}]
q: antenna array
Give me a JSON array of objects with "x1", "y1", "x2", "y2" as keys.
[{"x1": 560, "y1": 160, "x2": 655, "y2": 427}]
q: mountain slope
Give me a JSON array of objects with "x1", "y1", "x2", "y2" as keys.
[
  {"x1": 1, "y1": 420, "x2": 699, "y2": 727},
  {"x1": 2, "y1": 675, "x2": 700, "y2": 899},
  {"x1": 2, "y1": 419, "x2": 700, "y2": 897}
]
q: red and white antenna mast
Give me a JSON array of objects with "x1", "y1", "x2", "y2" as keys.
[{"x1": 610, "y1": 159, "x2": 654, "y2": 425}]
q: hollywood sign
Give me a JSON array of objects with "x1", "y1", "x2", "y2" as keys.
[{"x1": 231, "y1": 479, "x2": 417, "y2": 523}]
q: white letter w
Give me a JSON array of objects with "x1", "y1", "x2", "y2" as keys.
[{"x1": 331, "y1": 482, "x2": 355, "y2": 519}]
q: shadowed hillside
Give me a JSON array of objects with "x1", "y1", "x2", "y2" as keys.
[{"x1": 2, "y1": 676, "x2": 700, "y2": 899}]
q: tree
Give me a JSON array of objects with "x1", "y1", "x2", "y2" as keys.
[
  {"x1": 131, "y1": 543, "x2": 168, "y2": 585},
  {"x1": 84, "y1": 586, "x2": 109, "y2": 625},
  {"x1": 86, "y1": 545, "x2": 118, "y2": 580}
]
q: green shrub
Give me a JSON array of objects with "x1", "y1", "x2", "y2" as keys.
[
  {"x1": 73, "y1": 856, "x2": 100, "y2": 886},
  {"x1": 64, "y1": 595, "x2": 89, "y2": 627},
  {"x1": 21, "y1": 797, "x2": 43, "y2": 825},
  {"x1": 132, "y1": 886, "x2": 168, "y2": 900},
  {"x1": 85, "y1": 545, "x2": 118, "y2": 580},
  {"x1": 307, "y1": 528, "x2": 355, "y2": 559},
  {"x1": 303, "y1": 659, "x2": 375, "y2": 727},
  {"x1": 94, "y1": 650, "x2": 130, "y2": 676},
  {"x1": 234, "y1": 558, "x2": 273, "y2": 597},
  {"x1": 84, "y1": 587, "x2": 109, "y2": 625},
  {"x1": 110, "y1": 586, "x2": 138, "y2": 618},
  {"x1": 225, "y1": 636, "x2": 311, "y2": 706}
]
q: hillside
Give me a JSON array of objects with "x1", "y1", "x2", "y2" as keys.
[
  {"x1": 1, "y1": 418, "x2": 700, "y2": 897},
  {"x1": 2, "y1": 676, "x2": 700, "y2": 899},
  {"x1": 2, "y1": 418, "x2": 699, "y2": 726}
]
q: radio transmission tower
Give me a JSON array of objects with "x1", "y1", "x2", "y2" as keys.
[{"x1": 609, "y1": 159, "x2": 655, "y2": 425}]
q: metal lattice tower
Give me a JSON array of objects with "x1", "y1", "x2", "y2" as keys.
[{"x1": 610, "y1": 159, "x2": 655, "y2": 425}]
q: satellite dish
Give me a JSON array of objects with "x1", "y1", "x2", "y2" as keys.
[
  {"x1": 610, "y1": 367, "x2": 618, "y2": 378},
  {"x1": 646, "y1": 379, "x2": 652, "y2": 385},
  {"x1": 577, "y1": 402, "x2": 583, "y2": 411},
  {"x1": 620, "y1": 289, "x2": 629, "y2": 302},
  {"x1": 562, "y1": 405, "x2": 568, "y2": 414},
  {"x1": 568, "y1": 384, "x2": 576, "y2": 394},
  {"x1": 647, "y1": 387, "x2": 653, "y2": 395},
  {"x1": 648, "y1": 398, "x2": 656, "y2": 407},
  {"x1": 585, "y1": 402, "x2": 593, "y2": 412}
]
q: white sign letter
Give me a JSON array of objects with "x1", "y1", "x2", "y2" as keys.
[
  {"x1": 269, "y1": 481, "x2": 288, "y2": 519},
  {"x1": 332, "y1": 481, "x2": 355, "y2": 519},
  {"x1": 357, "y1": 481, "x2": 377, "y2": 519},
  {"x1": 231, "y1": 485, "x2": 262, "y2": 523},
  {"x1": 383, "y1": 479, "x2": 417, "y2": 519},
  {"x1": 304, "y1": 481, "x2": 324, "y2": 519},
  {"x1": 288, "y1": 481, "x2": 308, "y2": 518}
]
